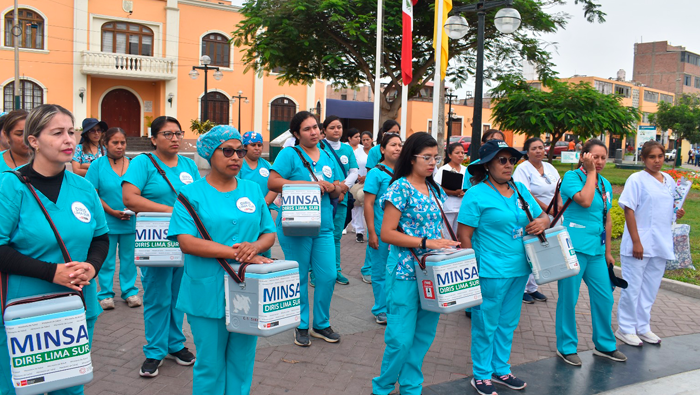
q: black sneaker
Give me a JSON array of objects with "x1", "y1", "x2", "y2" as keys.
[
  {"x1": 166, "y1": 347, "x2": 195, "y2": 366},
  {"x1": 139, "y1": 358, "x2": 163, "y2": 378},
  {"x1": 294, "y1": 328, "x2": 311, "y2": 347},
  {"x1": 557, "y1": 350, "x2": 582, "y2": 366},
  {"x1": 522, "y1": 293, "x2": 535, "y2": 304},
  {"x1": 310, "y1": 326, "x2": 341, "y2": 343},
  {"x1": 492, "y1": 373, "x2": 526, "y2": 390},
  {"x1": 471, "y1": 378, "x2": 497, "y2": 395},
  {"x1": 356, "y1": 233, "x2": 365, "y2": 243},
  {"x1": 593, "y1": 348, "x2": 627, "y2": 362},
  {"x1": 528, "y1": 291, "x2": 548, "y2": 302}
]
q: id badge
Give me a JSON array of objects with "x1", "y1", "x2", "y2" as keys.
[
  {"x1": 601, "y1": 229, "x2": 606, "y2": 245},
  {"x1": 512, "y1": 227, "x2": 523, "y2": 239}
]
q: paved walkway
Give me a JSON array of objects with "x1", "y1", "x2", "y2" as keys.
[{"x1": 85, "y1": 233, "x2": 700, "y2": 395}]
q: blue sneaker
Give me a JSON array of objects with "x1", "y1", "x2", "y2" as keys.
[
  {"x1": 522, "y1": 293, "x2": 535, "y2": 304},
  {"x1": 492, "y1": 373, "x2": 526, "y2": 390}
]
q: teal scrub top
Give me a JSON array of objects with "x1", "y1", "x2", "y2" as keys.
[
  {"x1": 560, "y1": 169, "x2": 612, "y2": 256},
  {"x1": 363, "y1": 165, "x2": 393, "y2": 234},
  {"x1": 458, "y1": 180, "x2": 543, "y2": 278},
  {"x1": 85, "y1": 156, "x2": 135, "y2": 235},
  {"x1": 168, "y1": 178, "x2": 275, "y2": 319},
  {"x1": 122, "y1": 154, "x2": 200, "y2": 206},
  {"x1": 381, "y1": 177, "x2": 447, "y2": 281},
  {"x1": 320, "y1": 140, "x2": 358, "y2": 204},
  {"x1": 238, "y1": 157, "x2": 277, "y2": 211},
  {"x1": 271, "y1": 146, "x2": 342, "y2": 232},
  {"x1": 366, "y1": 145, "x2": 382, "y2": 169},
  {"x1": 0, "y1": 171, "x2": 109, "y2": 319},
  {"x1": 0, "y1": 151, "x2": 24, "y2": 172}
]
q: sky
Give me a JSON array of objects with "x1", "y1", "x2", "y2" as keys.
[{"x1": 229, "y1": 0, "x2": 696, "y2": 96}]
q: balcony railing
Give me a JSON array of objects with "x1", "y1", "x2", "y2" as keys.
[{"x1": 81, "y1": 51, "x2": 177, "y2": 80}]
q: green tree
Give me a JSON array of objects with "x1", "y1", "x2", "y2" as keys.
[
  {"x1": 232, "y1": 0, "x2": 606, "y2": 123},
  {"x1": 650, "y1": 94, "x2": 700, "y2": 167},
  {"x1": 490, "y1": 76, "x2": 640, "y2": 162}
]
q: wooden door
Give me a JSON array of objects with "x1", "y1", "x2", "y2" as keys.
[{"x1": 101, "y1": 89, "x2": 141, "y2": 137}]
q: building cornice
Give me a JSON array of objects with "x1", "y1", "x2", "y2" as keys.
[{"x1": 178, "y1": 0, "x2": 240, "y2": 12}]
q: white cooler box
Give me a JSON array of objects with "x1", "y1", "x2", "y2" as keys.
[
  {"x1": 225, "y1": 260, "x2": 301, "y2": 336},
  {"x1": 135, "y1": 212, "x2": 183, "y2": 267},
  {"x1": 415, "y1": 248, "x2": 482, "y2": 314},
  {"x1": 523, "y1": 226, "x2": 580, "y2": 285},
  {"x1": 281, "y1": 184, "x2": 322, "y2": 237},
  {"x1": 4, "y1": 294, "x2": 92, "y2": 395}
]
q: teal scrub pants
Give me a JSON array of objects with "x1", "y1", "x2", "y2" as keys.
[
  {"x1": 361, "y1": 245, "x2": 372, "y2": 276},
  {"x1": 97, "y1": 233, "x2": 139, "y2": 301},
  {"x1": 372, "y1": 270, "x2": 440, "y2": 395},
  {"x1": 367, "y1": 240, "x2": 388, "y2": 316},
  {"x1": 556, "y1": 252, "x2": 617, "y2": 355},
  {"x1": 332, "y1": 202, "x2": 348, "y2": 273},
  {"x1": 0, "y1": 316, "x2": 97, "y2": 395},
  {"x1": 471, "y1": 275, "x2": 528, "y2": 379},
  {"x1": 141, "y1": 266, "x2": 187, "y2": 359},
  {"x1": 188, "y1": 315, "x2": 256, "y2": 395},
  {"x1": 278, "y1": 230, "x2": 336, "y2": 330}
]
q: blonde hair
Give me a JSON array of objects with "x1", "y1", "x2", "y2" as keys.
[{"x1": 24, "y1": 104, "x2": 74, "y2": 154}]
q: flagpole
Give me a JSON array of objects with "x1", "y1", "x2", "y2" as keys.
[
  {"x1": 373, "y1": 0, "x2": 384, "y2": 141},
  {"x1": 431, "y1": 0, "x2": 444, "y2": 140},
  {"x1": 400, "y1": 85, "x2": 408, "y2": 140}
]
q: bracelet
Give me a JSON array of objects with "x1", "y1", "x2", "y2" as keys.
[{"x1": 421, "y1": 237, "x2": 428, "y2": 249}]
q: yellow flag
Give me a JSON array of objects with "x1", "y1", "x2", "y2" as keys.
[{"x1": 433, "y1": 0, "x2": 452, "y2": 80}]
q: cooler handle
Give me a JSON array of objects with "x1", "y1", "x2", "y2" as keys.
[{"x1": 509, "y1": 180, "x2": 548, "y2": 245}]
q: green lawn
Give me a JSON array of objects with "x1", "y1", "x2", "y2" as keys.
[{"x1": 548, "y1": 160, "x2": 695, "y2": 186}]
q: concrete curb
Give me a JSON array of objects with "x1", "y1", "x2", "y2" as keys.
[{"x1": 613, "y1": 265, "x2": 700, "y2": 299}]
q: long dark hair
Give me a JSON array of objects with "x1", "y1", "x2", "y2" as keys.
[
  {"x1": 443, "y1": 142, "x2": 463, "y2": 165},
  {"x1": 391, "y1": 132, "x2": 441, "y2": 197},
  {"x1": 470, "y1": 165, "x2": 488, "y2": 185},
  {"x1": 522, "y1": 137, "x2": 543, "y2": 160},
  {"x1": 377, "y1": 119, "x2": 400, "y2": 144},
  {"x1": 2, "y1": 109, "x2": 28, "y2": 136},
  {"x1": 290, "y1": 111, "x2": 318, "y2": 146},
  {"x1": 379, "y1": 133, "x2": 402, "y2": 163},
  {"x1": 150, "y1": 115, "x2": 182, "y2": 150},
  {"x1": 577, "y1": 138, "x2": 608, "y2": 167}
]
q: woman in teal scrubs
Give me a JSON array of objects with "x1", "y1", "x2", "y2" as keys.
[
  {"x1": 457, "y1": 140, "x2": 549, "y2": 395},
  {"x1": 122, "y1": 116, "x2": 199, "y2": 378},
  {"x1": 372, "y1": 132, "x2": 460, "y2": 395},
  {"x1": 365, "y1": 120, "x2": 400, "y2": 170},
  {"x1": 0, "y1": 110, "x2": 29, "y2": 171},
  {"x1": 268, "y1": 111, "x2": 343, "y2": 347},
  {"x1": 239, "y1": 130, "x2": 278, "y2": 210},
  {"x1": 169, "y1": 126, "x2": 275, "y2": 394},
  {"x1": 363, "y1": 133, "x2": 402, "y2": 325},
  {"x1": 556, "y1": 138, "x2": 627, "y2": 366},
  {"x1": 85, "y1": 127, "x2": 140, "y2": 310},
  {"x1": 0, "y1": 104, "x2": 109, "y2": 395}
]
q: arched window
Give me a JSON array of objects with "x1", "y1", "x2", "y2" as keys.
[
  {"x1": 102, "y1": 22, "x2": 153, "y2": 56},
  {"x1": 202, "y1": 92, "x2": 229, "y2": 125},
  {"x1": 3, "y1": 80, "x2": 43, "y2": 112},
  {"x1": 270, "y1": 97, "x2": 296, "y2": 122},
  {"x1": 4, "y1": 9, "x2": 44, "y2": 49},
  {"x1": 201, "y1": 33, "x2": 230, "y2": 67}
]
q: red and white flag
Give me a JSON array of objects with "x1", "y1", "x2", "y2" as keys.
[{"x1": 402, "y1": 0, "x2": 418, "y2": 85}]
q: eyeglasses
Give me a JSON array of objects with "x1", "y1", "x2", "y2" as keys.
[
  {"x1": 414, "y1": 155, "x2": 442, "y2": 163},
  {"x1": 496, "y1": 156, "x2": 518, "y2": 165},
  {"x1": 220, "y1": 147, "x2": 247, "y2": 158},
  {"x1": 160, "y1": 131, "x2": 184, "y2": 140}
]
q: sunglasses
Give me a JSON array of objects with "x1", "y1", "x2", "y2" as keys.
[
  {"x1": 495, "y1": 156, "x2": 518, "y2": 165},
  {"x1": 219, "y1": 147, "x2": 247, "y2": 158}
]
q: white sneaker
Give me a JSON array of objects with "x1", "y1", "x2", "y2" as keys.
[
  {"x1": 342, "y1": 229, "x2": 347, "y2": 235},
  {"x1": 99, "y1": 298, "x2": 115, "y2": 310},
  {"x1": 615, "y1": 329, "x2": 642, "y2": 346},
  {"x1": 126, "y1": 295, "x2": 142, "y2": 308},
  {"x1": 638, "y1": 331, "x2": 662, "y2": 344}
]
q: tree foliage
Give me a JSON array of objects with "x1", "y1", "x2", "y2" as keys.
[
  {"x1": 649, "y1": 94, "x2": 700, "y2": 145},
  {"x1": 232, "y1": 0, "x2": 606, "y2": 123},
  {"x1": 490, "y1": 76, "x2": 640, "y2": 162}
]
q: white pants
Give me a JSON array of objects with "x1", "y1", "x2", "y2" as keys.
[
  {"x1": 351, "y1": 206, "x2": 365, "y2": 235},
  {"x1": 617, "y1": 255, "x2": 666, "y2": 335},
  {"x1": 525, "y1": 274, "x2": 538, "y2": 293},
  {"x1": 442, "y1": 212, "x2": 459, "y2": 239}
]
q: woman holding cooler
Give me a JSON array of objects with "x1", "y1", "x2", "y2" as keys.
[
  {"x1": 85, "y1": 127, "x2": 141, "y2": 310},
  {"x1": 458, "y1": 140, "x2": 549, "y2": 395},
  {"x1": 434, "y1": 142, "x2": 466, "y2": 234},
  {"x1": 0, "y1": 104, "x2": 109, "y2": 395},
  {"x1": 71, "y1": 118, "x2": 107, "y2": 176},
  {"x1": 268, "y1": 111, "x2": 343, "y2": 347},
  {"x1": 122, "y1": 116, "x2": 199, "y2": 377},
  {"x1": 363, "y1": 133, "x2": 402, "y2": 325},
  {"x1": 615, "y1": 140, "x2": 684, "y2": 346},
  {"x1": 169, "y1": 126, "x2": 276, "y2": 394},
  {"x1": 372, "y1": 132, "x2": 459, "y2": 395},
  {"x1": 513, "y1": 137, "x2": 560, "y2": 304},
  {"x1": 0, "y1": 110, "x2": 29, "y2": 171},
  {"x1": 556, "y1": 139, "x2": 626, "y2": 366}
]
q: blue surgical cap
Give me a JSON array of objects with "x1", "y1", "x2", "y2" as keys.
[{"x1": 196, "y1": 125, "x2": 242, "y2": 163}]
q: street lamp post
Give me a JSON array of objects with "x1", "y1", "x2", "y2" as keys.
[
  {"x1": 189, "y1": 55, "x2": 223, "y2": 122},
  {"x1": 446, "y1": 88, "x2": 458, "y2": 139},
  {"x1": 445, "y1": 0, "x2": 521, "y2": 158},
  {"x1": 232, "y1": 91, "x2": 249, "y2": 132}
]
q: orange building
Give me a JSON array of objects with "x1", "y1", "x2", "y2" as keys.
[{"x1": 1, "y1": 0, "x2": 326, "y2": 147}]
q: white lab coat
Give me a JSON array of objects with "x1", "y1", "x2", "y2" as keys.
[{"x1": 433, "y1": 163, "x2": 466, "y2": 238}]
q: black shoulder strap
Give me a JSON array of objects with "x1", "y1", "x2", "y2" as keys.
[
  {"x1": 145, "y1": 153, "x2": 177, "y2": 194},
  {"x1": 177, "y1": 193, "x2": 250, "y2": 283},
  {"x1": 426, "y1": 184, "x2": 457, "y2": 242},
  {"x1": 376, "y1": 164, "x2": 393, "y2": 177},
  {"x1": 292, "y1": 147, "x2": 319, "y2": 182},
  {"x1": 509, "y1": 179, "x2": 547, "y2": 243},
  {"x1": 322, "y1": 139, "x2": 348, "y2": 178}
]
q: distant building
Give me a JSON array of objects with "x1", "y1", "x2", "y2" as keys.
[{"x1": 633, "y1": 41, "x2": 700, "y2": 97}]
